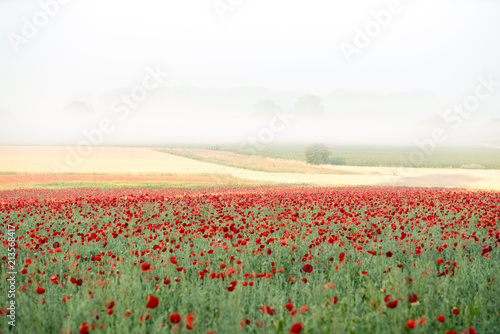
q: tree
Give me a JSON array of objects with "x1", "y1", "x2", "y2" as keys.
[
  {"x1": 293, "y1": 95, "x2": 324, "y2": 119},
  {"x1": 305, "y1": 143, "x2": 331, "y2": 165}
]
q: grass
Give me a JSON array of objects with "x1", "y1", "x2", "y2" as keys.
[
  {"x1": 0, "y1": 173, "x2": 278, "y2": 190},
  {"x1": 251, "y1": 145, "x2": 500, "y2": 169},
  {"x1": 0, "y1": 180, "x2": 278, "y2": 190},
  {"x1": 159, "y1": 149, "x2": 358, "y2": 175},
  {"x1": 163, "y1": 143, "x2": 500, "y2": 169},
  {"x1": 0, "y1": 186, "x2": 498, "y2": 333}
]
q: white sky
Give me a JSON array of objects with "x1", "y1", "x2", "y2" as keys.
[{"x1": 0, "y1": 0, "x2": 499, "y2": 144}]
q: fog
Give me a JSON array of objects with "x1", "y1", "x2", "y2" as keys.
[{"x1": 1, "y1": 0, "x2": 500, "y2": 147}]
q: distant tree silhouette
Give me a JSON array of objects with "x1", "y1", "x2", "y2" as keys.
[
  {"x1": 305, "y1": 143, "x2": 331, "y2": 165},
  {"x1": 294, "y1": 95, "x2": 324, "y2": 119}
]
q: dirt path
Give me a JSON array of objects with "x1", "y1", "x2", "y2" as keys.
[{"x1": 1, "y1": 146, "x2": 499, "y2": 190}]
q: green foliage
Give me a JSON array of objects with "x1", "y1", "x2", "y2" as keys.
[
  {"x1": 157, "y1": 144, "x2": 500, "y2": 169},
  {"x1": 1, "y1": 188, "x2": 498, "y2": 333},
  {"x1": 305, "y1": 143, "x2": 331, "y2": 165},
  {"x1": 0, "y1": 180, "x2": 272, "y2": 190},
  {"x1": 329, "y1": 157, "x2": 346, "y2": 165},
  {"x1": 224, "y1": 144, "x2": 500, "y2": 169}
]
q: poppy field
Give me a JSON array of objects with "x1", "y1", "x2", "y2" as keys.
[{"x1": 0, "y1": 186, "x2": 499, "y2": 333}]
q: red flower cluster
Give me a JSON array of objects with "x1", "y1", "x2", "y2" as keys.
[{"x1": 0, "y1": 186, "x2": 498, "y2": 333}]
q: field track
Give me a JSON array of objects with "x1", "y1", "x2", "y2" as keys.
[{"x1": 1, "y1": 146, "x2": 500, "y2": 190}]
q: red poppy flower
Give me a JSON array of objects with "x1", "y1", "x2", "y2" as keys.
[
  {"x1": 79, "y1": 322, "x2": 90, "y2": 334},
  {"x1": 408, "y1": 293, "x2": 418, "y2": 303},
  {"x1": 302, "y1": 264, "x2": 313, "y2": 273},
  {"x1": 145, "y1": 295, "x2": 159, "y2": 309},
  {"x1": 437, "y1": 315, "x2": 445, "y2": 322},
  {"x1": 260, "y1": 305, "x2": 276, "y2": 315},
  {"x1": 36, "y1": 287, "x2": 46, "y2": 294},
  {"x1": 169, "y1": 313, "x2": 182, "y2": 324},
  {"x1": 70, "y1": 277, "x2": 83, "y2": 286},
  {"x1": 141, "y1": 262, "x2": 151, "y2": 271},
  {"x1": 386, "y1": 299, "x2": 398, "y2": 308},
  {"x1": 186, "y1": 313, "x2": 196, "y2": 329},
  {"x1": 406, "y1": 319, "x2": 416, "y2": 329},
  {"x1": 105, "y1": 300, "x2": 115, "y2": 309},
  {"x1": 285, "y1": 300, "x2": 294, "y2": 312},
  {"x1": 452, "y1": 308, "x2": 460, "y2": 315},
  {"x1": 227, "y1": 280, "x2": 238, "y2": 292},
  {"x1": 385, "y1": 251, "x2": 393, "y2": 257},
  {"x1": 140, "y1": 313, "x2": 150, "y2": 322},
  {"x1": 289, "y1": 322, "x2": 302, "y2": 334},
  {"x1": 240, "y1": 318, "x2": 252, "y2": 328},
  {"x1": 461, "y1": 327, "x2": 477, "y2": 334}
]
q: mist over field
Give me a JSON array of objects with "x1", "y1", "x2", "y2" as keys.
[
  {"x1": 1, "y1": 87, "x2": 500, "y2": 147},
  {"x1": 1, "y1": 0, "x2": 500, "y2": 148},
  {"x1": 1, "y1": 3, "x2": 500, "y2": 333}
]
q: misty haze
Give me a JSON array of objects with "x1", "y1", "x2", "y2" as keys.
[{"x1": 1, "y1": 1, "x2": 499, "y2": 334}]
